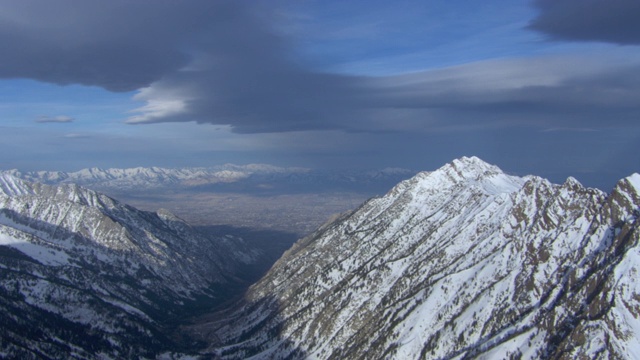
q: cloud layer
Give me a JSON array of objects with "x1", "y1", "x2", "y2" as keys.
[
  {"x1": 0, "y1": 0, "x2": 256, "y2": 92},
  {"x1": 2, "y1": 0, "x2": 640, "y2": 137},
  {"x1": 127, "y1": 53, "x2": 640, "y2": 134}
]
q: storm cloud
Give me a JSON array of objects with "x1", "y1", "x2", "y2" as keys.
[
  {"x1": 528, "y1": 0, "x2": 640, "y2": 45},
  {"x1": 0, "y1": 0, "x2": 264, "y2": 92},
  {"x1": 2, "y1": 0, "x2": 640, "y2": 135},
  {"x1": 128, "y1": 53, "x2": 640, "y2": 133}
]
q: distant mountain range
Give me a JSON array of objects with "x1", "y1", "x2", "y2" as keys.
[
  {"x1": 2, "y1": 164, "x2": 416, "y2": 195},
  {"x1": 1, "y1": 157, "x2": 639, "y2": 359}
]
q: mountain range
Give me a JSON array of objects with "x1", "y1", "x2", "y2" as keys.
[
  {"x1": 2, "y1": 164, "x2": 415, "y2": 195},
  {"x1": 0, "y1": 174, "x2": 260, "y2": 358},
  {"x1": 1, "y1": 157, "x2": 639, "y2": 359},
  {"x1": 196, "y1": 156, "x2": 640, "y2": 359}
]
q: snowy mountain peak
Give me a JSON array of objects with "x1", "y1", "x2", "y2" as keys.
[
  {"x1": 401, "y1": 157, "x2": 524, "y2": 201},
  {"x1": 624, "y1": 173, "x2": 640, "y2": 196},
  {"x1": 562, "y1": 175, "x2": 581, "y2": 187},
  {"x1": 608, "y1": 173, "x2": 640, "y2": 220},
  {"x1": 450, "y1": 155, "x2": 502, "y2": 174},
  {"x1": 439, "y1": 156, "x2": 512, "y2": 188}
]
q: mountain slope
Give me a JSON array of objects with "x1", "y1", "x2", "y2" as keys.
[
  {"x1": 200, "y1": 157, "x2": 640, "y2": 359},
  {"x1": 0, "y1": 174, "x2": 259, "y2": 358}
]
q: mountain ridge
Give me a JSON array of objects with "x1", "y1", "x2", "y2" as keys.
[
  {"x1": 2, "y1": 164, "x2": 415, "y2": 193},
  {"x1": 0, "y1": 174, "x2": 261, "y2": 358},
  {"x1": 196, "y1": 156, "x2": 640, "y2": 359}
]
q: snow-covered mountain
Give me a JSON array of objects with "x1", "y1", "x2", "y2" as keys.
[
  {"x1": 0, "y1": 174, "x2": 259, "y2": 358},
  {"x1": 198, "y1": 156, "x2": 640, "y2": 359},
  {"x1": 4, "y1": 157, "x2": 639, "y2": 359}
]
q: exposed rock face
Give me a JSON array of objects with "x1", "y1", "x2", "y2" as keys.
[
  {"x1": 203, "y1": 157, "x2": 640, "y2": 359},
  {"x1": 0, "y1": 174, "x2": 258, "y2": 358}
]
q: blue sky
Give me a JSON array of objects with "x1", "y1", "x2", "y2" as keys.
[{"x1": 0, "y1": 0, "x2": 639, "y2": 190}]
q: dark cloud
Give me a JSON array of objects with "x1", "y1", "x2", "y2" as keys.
[
  {"x1": 1, "y1": 0, "x2": 367, "y2": 131},
  {"x1": 126, "y1": 67, "x2": 367, "y2": 133},
  {"x1": 128, "y1": 54, "x2": 640, "y2": 134},
  {"x1": 35, "y1": 115, "x2": 74, "y2": 123},
  {"x1": 0, "y1": 0, "x2": 265, "y2": 92},
  {"x1": 528, "y1": 0, "x2": 640, "y2": 45},
  {"x1": 3, "y1": 1, "x2": 640, "y2": 136}
]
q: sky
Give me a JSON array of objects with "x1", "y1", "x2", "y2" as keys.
[{"x1": 0, "y1": 0, "x2": 639, "y2": 190}]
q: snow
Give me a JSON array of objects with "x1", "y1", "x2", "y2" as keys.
[
  {"x1": 627, "y1": 173, "x2": 640, "y2": 194},
  {"x1": 0, "y1": 174, "x2": 34, "y2": 197},
  {"x1": 0, "y1": 230, "x2": 70, "y2": 266},
  {"x1": 610, "y1": 242, "x2": 640, "y2": 358}
]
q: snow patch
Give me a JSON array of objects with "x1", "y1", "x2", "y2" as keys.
[
  {"x1": 0, "y1": 231, "x2": 70, "y2": 266},
  {"x1": 626, "y1": 173, "x2": 640, "y2": 195}
]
